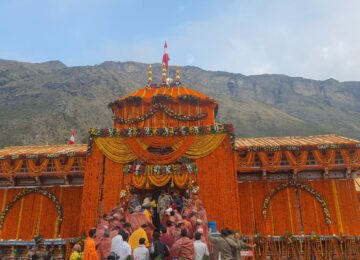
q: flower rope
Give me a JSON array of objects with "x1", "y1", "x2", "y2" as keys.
[{"x1": 113, "y1": 102, "x2": 208, "y2": 124}]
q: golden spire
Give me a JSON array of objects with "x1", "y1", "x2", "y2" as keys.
[
  {"x1": 175, "y1": 65, "x2": 181, "y2": 85},
  {"x1": 161, "y1": 62, "x2": 167, "y2": 84},
  {"x1": 147, "y1": 64, "x2": 152, "y2": 87}
]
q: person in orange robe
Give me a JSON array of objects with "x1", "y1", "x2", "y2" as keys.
[
  {"x1": 170, "y1": 228, "x2": 195, "y2": 260},
  {"x1": 83, "y1": 228, "x2": 99, "y2": 260}
]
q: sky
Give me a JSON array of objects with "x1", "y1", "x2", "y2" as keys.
[{"x1": 0, "y1": 0, "x2": 359, "y2": 81}]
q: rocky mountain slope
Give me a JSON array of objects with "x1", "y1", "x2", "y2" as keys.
[{"x1": 1, "y1": 59, "x2": 360, "y2": 147}]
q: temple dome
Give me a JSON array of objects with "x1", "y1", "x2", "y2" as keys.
[{"x1": 109, "y1": 84, "x2": 218, "y2": 128}]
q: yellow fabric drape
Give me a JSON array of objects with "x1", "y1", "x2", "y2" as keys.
[
  {"x1": 53, "y1": 157, "x2": 75, "y2": 172},
  {"x1": 127, "y1": 137, "x2": 195, "y2": 164},
  {"x1": 133, "y1": 175, "x2": 147, "y2": 189},
  {"x1": 173, "y1": 173, "x2": 189, "y2": 188},
  {"x1": 0, "y1": 159, "x2": 24, "y2": 177},
  {"x1": 131, "y1": 173, "x2": 190, "y2": 189},
  {"x1": 27, "y1": 159, "x2": 49, "y2": 174},
  {"x1": 94, "y1": 137, "x2": 137, "y2": 163},
  {"x1": 173, "y1": 134, "x2": 226, "y2": 159},
  {"x1": 94, "y1": 134, "x2": 226, "y2": 164},
  {"x1": 148, "y1": 174, "x2": 172, "y2": 187}
]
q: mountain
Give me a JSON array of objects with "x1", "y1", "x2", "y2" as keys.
[{"x1": 1, "y1": 59, "x2": 360, "y2": 147}]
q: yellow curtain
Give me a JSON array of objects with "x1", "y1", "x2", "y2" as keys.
[
  {"x1": 94, "y1": 137, "x2": 137, "y2": 163},
  {"x1": 27, "y1": 159, "x2": 49, "y2": 174},
  {"x1": 94, "y1": 134, "x2": 226, "y2": 164},
  {"x1": 148, "y1": 174, "x2": 172, "y2": 187},
  {"x1": 173, "y1": 134, "x2": 226, "y2": 159},
  {"x1": 133, "y1": 175, "x2": 147, "y2": 189},
  {"x1": 131, "y1": 173, "x2": 190, "y2": 189},
  {"x1": 126, "y1": 137, "x2": 195, "y2": 164},
  {"x1": 0, "y1": 159, "x2": 24, "y2": 177},
  {"x1": 53, "y1": 157, "x2": 75, "y2": 172},
  {"x1": 173, "y1": 173, "x2": 189, "y2": 188}
]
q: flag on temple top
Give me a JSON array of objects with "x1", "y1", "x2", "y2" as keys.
[
  {"x1": 67, "y1": 131, "x2": 77, "y2": 145},
  {"x1": 162, "y1": 41, "x2": 170, "y2": 69}
]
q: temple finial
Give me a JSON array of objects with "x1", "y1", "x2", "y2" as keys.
[
  {"x1": 161, "y1": 62, "x2": 167, "y2": 84},
  {"x1": 147, "y1": 64, "x2": 152, "y2": 88},
  {"x1": 175, "y1": 65, "x2": 181, "y2": 85}
]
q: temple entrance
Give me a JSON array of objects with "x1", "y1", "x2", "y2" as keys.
[{"x1": 130, "y1": 183, "x2": 188, "y2": 228}]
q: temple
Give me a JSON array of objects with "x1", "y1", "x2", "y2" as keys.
[{"x1": 0, "y1": 63, "x2": 360, "y2": 258}]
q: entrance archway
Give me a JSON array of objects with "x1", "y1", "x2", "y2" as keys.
[{"x1": 262, "y1": 180, "x2": 331, "y2": 225}]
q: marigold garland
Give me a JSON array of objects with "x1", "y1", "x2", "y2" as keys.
[
  {"x1": 113, "y1": 102, "x2": 208, "y2": 124},
  {"x1": 91, "y1": 134, "x2": 228, "y2": 164},
  {"x1": 89, "y1": 124, "x2": 234, "y2": 138},
  {"x1": 123, "y1": 161, "x2": 198, "y2": 175}
]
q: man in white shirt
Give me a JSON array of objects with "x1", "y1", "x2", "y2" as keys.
[
  {"x1": 193, "y1": 232, "x2": 209, "y2": 260},
  {"x1": 133, "y1": 238, "x2": 150, "y2": 260},
  {"x1": 111, "y1": 229, "x2": 132, "y2": 260}
]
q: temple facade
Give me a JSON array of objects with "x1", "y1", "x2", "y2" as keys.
[{"x1": 0, "y1": 64, "x2": 359, "y2": 258}]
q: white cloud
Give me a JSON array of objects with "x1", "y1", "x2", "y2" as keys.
[{"x1": 166, "y1": 0, "x2": 360, "y2": 81}]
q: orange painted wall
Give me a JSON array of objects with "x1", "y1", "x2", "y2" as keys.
[
  {"x1": 237, "y1": 179, "x2": 360, "y2": 235},
  {"x1": 0, "y1": 186, "x2": 83, "y2": 240},
  {"x1": 195, "y1": 136, "x2": 240, "y2": 230}
]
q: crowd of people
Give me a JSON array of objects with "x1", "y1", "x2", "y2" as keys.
[{"x1": 69, "y1": 189, "x2": 253, "y2": 260}]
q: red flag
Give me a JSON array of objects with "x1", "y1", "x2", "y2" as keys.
[
  {"x1": 68, "y1": 131, "x2": 77, "y2": 145},
  {"x1": 162, "y1": 41, "x2": 170, "y2": 69}
]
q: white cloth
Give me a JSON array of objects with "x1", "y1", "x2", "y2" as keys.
[
  {"x1": 133, "y1": 244, "x2": 150, "y2": 260},
  {"x1": 194, "y1": 240, "x2": 209, "y2": 260},
  {"x1": 111, "y1": 234, "x2": 132, "y2": 260}
]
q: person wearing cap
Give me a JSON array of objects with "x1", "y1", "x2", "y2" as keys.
[
  {"x1": 70, "y1": 244, "x2": 82, "y2": 260},
  {"x1": 161, "y1": 207, "x2": 173, "y2": 227}
]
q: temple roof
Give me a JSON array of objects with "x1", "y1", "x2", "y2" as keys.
[
  {"x1": 109, "y1": 85, "x2": 218, "y2": 107},
  {"x1": 0, "y1": 144, "x2": 87, "y2": 160},
  {"x1": 235, "y1": 134, "x2": 360, "y2": 151}
]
